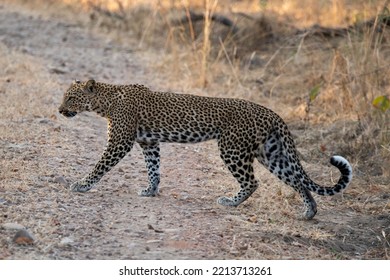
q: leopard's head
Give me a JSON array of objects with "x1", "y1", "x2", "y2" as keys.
[{"x1": 59, "y1": 79, "x2": 97, "y2": 118}]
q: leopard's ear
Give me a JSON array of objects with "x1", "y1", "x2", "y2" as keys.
[{"x1": 85, "y1": 79, "x2": 96, "y2": 93}]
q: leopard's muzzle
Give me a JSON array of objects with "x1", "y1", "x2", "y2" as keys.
[{"x1": 59, "y1": 108, "x2": 77, "y2": 118}]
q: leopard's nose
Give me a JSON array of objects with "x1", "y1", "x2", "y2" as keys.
[
  {"x1": 59, "y1": 108, "x2": 77, "y2": 118},
  {"x1": 59, "y1": 108, "x2": 67, "y2": 115}
]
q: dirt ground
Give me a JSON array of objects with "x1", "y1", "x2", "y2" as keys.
[{"x1": 0, "y1": 2, "x2": 389, "y2": 260}]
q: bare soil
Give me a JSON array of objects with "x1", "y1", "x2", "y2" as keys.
[{"x1": 0, "y1": 2, "x2": 389, "y2": 259}]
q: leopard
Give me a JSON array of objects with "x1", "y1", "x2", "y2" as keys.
[{"x1": 58, "y1": 79, "x2": 352, "y2": 220}]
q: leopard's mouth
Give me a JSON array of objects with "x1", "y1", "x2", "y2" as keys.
[{"x1": 59, "y1": 109, "x2": 77, "y2": 118}]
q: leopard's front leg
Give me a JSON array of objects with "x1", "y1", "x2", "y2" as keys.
[
  {"x1": 70, "y1": 139, "x2": 134, "y2": 192},
  {"x1": 71, "y1": 120, "x2": 135, "y2": 192}
]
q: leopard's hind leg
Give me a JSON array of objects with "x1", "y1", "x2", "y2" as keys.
[
  {"x1": 217, "y1": 135, "x2": 259, "y2": 206},
  {"x1": 258, "y1": 129, "x2": 317, "y2": 219}
]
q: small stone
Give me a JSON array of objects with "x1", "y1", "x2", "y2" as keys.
[
  {"x1": 2, "y1": 223, "x2": 25, "y2": 230},
  {"x1": 171, "y1": 192, "x2": 179, "y2": 199},
  {"x1": 59, "y1": 237, "x2": 74, "y2": 246},
  {"x1": 54, "y1": 176, "x2": 69, "y2": 187},
  {"x1": 38, "y1": 118, "x2": 50, "y2": 124},
  {"x1": 13, "y1": 229, "x2": 34, "y2": 245},
  {"x1": 50, "y1": 68, "x2": 68, "y2": 75},
  {"x1": 147, "y1": 224, "x2": 164, "y2": 233},
  {"x1": 38, "y1": 176, "x2": 52, "y2": 182},
  {"x1": 229, "y1": 250, "x2": 240, "y2": 256},
  {"x1": 247, "y1": 215, "x2": 258, "y2": 223},
  {"x1": 146, "y1": 239, "x2": 161, "y2": 244}
]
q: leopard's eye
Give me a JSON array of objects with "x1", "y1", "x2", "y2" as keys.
[{"x1": 66, "y1": 96, "x2": 75, "y2": 105}]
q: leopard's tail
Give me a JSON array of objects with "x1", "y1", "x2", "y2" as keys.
[
  {"x1": 304, "y1": 155, "x2": 352, "y2": 196},
  {"x1": 261, "y1": 120, "x2": 353, "y2": 196}
]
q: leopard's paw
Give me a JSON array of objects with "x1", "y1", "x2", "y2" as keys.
[
  {"x1": 70, "y1": 181, "x2": 93, "y2": 192},
  {"x1": 139, "y1": 187, "x2": 158, "y2": 197},
  {"x1": 217, "y1": 196, "x2": 237, "y2": 207}
]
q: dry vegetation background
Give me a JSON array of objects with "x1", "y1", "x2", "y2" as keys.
[{"x1": 0, "y1": 0, "x2": 389, "y2": 259}]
